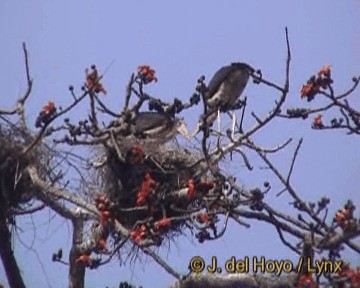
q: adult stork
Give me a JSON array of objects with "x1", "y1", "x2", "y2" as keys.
[
  {"x1": 132, "y1": 111, "x2": 191, "y2": 143},
  {"x1": 193, "y1": 62, "x2": 255, "y2": 137}
]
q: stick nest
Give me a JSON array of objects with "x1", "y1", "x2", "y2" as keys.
[
  {"x1": 96, "y1": 137, "x2": 220, "y2": 246},
  {"x1": 0, "y1": 123, "x2": 51, "y2": 212}
]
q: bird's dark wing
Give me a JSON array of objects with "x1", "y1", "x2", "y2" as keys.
[
  {"x1": 134, "y1": 112, "x2": 171, "y2": 133},
  {"x1": 206, "y1": 62, "x2": 255, "y2": 100},
  {"x1": 205, "y1": 65, "x2": 235, "y2": 99}
]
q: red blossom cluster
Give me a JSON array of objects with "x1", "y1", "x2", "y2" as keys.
[
  {"x1": 186, "y1": 179, "x2": 214, "y2": 199},
  {"x1": 85, "y1": 65, "x2": 107, "y2": 94},
  {"x1": 187, "y1": 179, "x2": 197, "y2": 199},
  {"x1": 96, "y1": 238, "x2": 108, "y2": 252},
  {"x1": 312, "y1": 114, "x2": 323, "y2": 128},
  {"x1": 136, "y1": 173, "x2": 157, "y2": 206},
  {"x1": 296, "y1": 274, "x2": 317, "y2": 288},
  {"x1": 196, "y1": 213, "x2": 210, "y2": 225},
  {"x1": 334, "y1": 208, "x2": 355, "y2": 230},
  {"x1": 127, "y1": 145, "x2": 145, "y2": 164},
  {"x1": 339, "y1": 264, "x2": 360, "y2": 288},
  {"x1": 35, "y1": 101, "x2": 57, "y2": 128},
  {"x1": 137, "y1": 65, "x2": 158, "y2": 84},
  {"x1": 75, "y1": 254, "x2": 91, "y2": 266},
  {"x1": 154, "y1": 217, "x2": 171, "y2": 231},
  {"x1": 301, "y1": 65, "x2": 332, "y2": 101},
  {"x1": 95, "y1": 195, "x2": 112, "y2": 226},
  {"x1": 333, "y1": 201, "x2": 356, "y2": 231},
  {"x1": 42, "y1": 101, "x2": 56, "y2": 115},
  {"x1": 130, "y1": 224, "x2": 147, "y2": 244}
]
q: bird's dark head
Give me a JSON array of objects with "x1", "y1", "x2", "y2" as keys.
[{"x1": 230, "y1": 62, "x2": 255, "y2": 74}]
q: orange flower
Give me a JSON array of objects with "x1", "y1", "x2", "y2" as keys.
[
  {"x1": 42, "y1": 101, "x2": 56, "y2": 114},
  {"x1": 345, "y1": 267, "x2": 360, "y2": 287},
  {"x1": 197, "y1": 213, "x2": 210, "y2": 225},
  {"x1": 318, "y1": 65, "x2": 331, "y2": 77},
  {"x1": 154, "y1": 217, "x2": 171, "y2": 231},
  {"x1": 297, "y1": 274, "x2": 317, "y2": 288},
  {"x1": 301, "y1": 83, "x2": 314, "y2": 98},
  {"x1": 335, "y1": 208, "x2": 352, "y2": 229},
  {"x1": 96, "y1": 238, "x2": 108, "y2": 251},
  {"x1": 187, "y1": 179, "x2": 197, "y2": 199},
  {"x1": 129, "y1": 146, "x2": 145, "y2": 164},
  {"x1": 312, "y1": 114, "x2": 323, "y2": 128},
  {"x1": 136, "y1": 173, "x2": 157, "y2": 206},
  {"x1": 137, "y1": 65, "x2": 158, "y2": 84},
  {"x1": 199, "y1": 180, "x2": 214, "y2": 190},
  {"x1": 36, "y1": 101, "x2": 57, "y2": 127},
  {"x1": 76, "y1": 254, "x2": 91, "y2": 265},
  {"x1": 100, "y1": 210, "x2": 111, "y2": 226},
  {"x1": 95, "y1": 195, "x2": 109, "y2": 206},
  {"x1": 97, "y1": 203, "x2": 106, "y2": 211},
  {"x1": 85, "y1": 66, "x2": 107, "y2": 95},
  {"x1": 130, "y1": 225, "x2": 147, "y2": 244}
]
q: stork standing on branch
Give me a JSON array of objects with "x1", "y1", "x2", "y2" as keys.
[{"x1": 193, "y1": 62, "x2": 259, "y2": 138}]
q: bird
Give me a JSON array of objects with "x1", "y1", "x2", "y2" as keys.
[
  {"x1": 132, "y1": 111, "x2": 191, "y2": 143},
  {"x1": 193, "y1": 62, "x2": 255, "y2": 137}
]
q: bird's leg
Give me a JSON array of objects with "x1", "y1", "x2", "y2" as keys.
[
  {"x1": 231, "y1": 111, "x2": 236, "y2": 139},
  {"x1": 217, "y1": 109, "x2": 221, "y2": 134}
]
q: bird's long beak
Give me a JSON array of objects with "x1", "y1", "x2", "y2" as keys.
[
  {"x1": 190, "y1": 122, "x2": 202, "y2": 138},
  {"x1": 176, "y1": 121, "x2": 192, "y2": 140}
]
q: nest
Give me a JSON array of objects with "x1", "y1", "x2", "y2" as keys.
[
  {"x1": 0, "y1": 123, "x2": 50, "y2": 213},
  {"x1": 97, "y1": 136, "x2": 220, "y2": 246}
]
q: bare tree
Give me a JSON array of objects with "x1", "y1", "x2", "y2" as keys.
[{"x1": 0, "y1": 29, "x2": 359, "y2": 288}]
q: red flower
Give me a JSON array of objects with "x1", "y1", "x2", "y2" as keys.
[
  {"x1": 129, "y1": 146, "x2": 145, "y2": 164},
  {"x1": 136, "y1": 173, "x2": 157, "y2": 206},
  {"x1": 312, "y1": 114, "x2": 323, "y2": 128},
  {"x1": 301, "y1": 83, "x2": 314, "y2": 98},
  {"x1": 76, "y1": 254, "x2": 91, "y2": 266},
  {"x1": 199, "y1": 180, "x2": 214, "y2": 190},
  {"x1": 197, "y1": 213, "x2": 210, "y2": 225},
  {"x1": 95, "y1": 195, "x2": 109, "y2": 209},
  {"x1": 100, "y1": 210, "x2": 111, "y2": 226},
  {"x1": 137, "y1": 65, "x2": 158, "y2": 84},
  {"x1": 345, "y1": 267, "x2": 360, "y2": 287},
  {"x1": 96, "y1": 238, "x2": 108, "y2": 251},
  {"x1": 187, "y1": 179, "x2": 197, "y2": 199},
  {"x1": 95, "y1": 195, "x2": 108, "y2": 204},
  {"x1": 339, "y1": 264, "x2": 360, "y2": 288},
  {"x1": 42, "y1": 101, "x2": 56, "y2": 115},
  {"x1": 130, "y1": 225, "x2": 147, "y2": 244},
  {"x1": 96, "y1": 203, "x2": 106, "y2": 211},
  {"x1": 297, "y1": 274, "x2": 317, "y2": 288},
  {"x1": 154, "y1": 217, "x2": 171, "y2": 231},
  {"x1": 35, "y1": 101, "x2": 57, "y2": 127},
  {"x1": 335, "y1": 208, "x2": 352, "y2": 229},
  {"x1": 318, "y1": 65, "x2": 331, "y2": 77},
  {"x1": 85, "y1": 66, "x2": 107, "y2": 95},
  {"x1": 301, "y1": 78, "x2": 320, "y2": 101}
]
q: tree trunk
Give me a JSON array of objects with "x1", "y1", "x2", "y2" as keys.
[
  {"x1": 68, "y1": 219, "x2": 85, "y2": 288},
  {"x1": 0, "y1": 214, "x2": 26, "y2": 288}
]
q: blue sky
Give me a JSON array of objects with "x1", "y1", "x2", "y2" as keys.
[{"x1": 0, "y1": 1, "x2": 359, "y2": 287}]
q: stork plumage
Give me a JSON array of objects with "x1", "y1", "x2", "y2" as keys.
[
  {"x1": 193, "y1": 62, "x2": 255, "y2": 137},
  {"x1": 132, "y1": 112, "x2": 190, "y2": 143}
]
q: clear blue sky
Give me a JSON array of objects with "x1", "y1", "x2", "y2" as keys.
[{"x1": 0, "y1": 1, "x2": 359, "y2": 287}]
